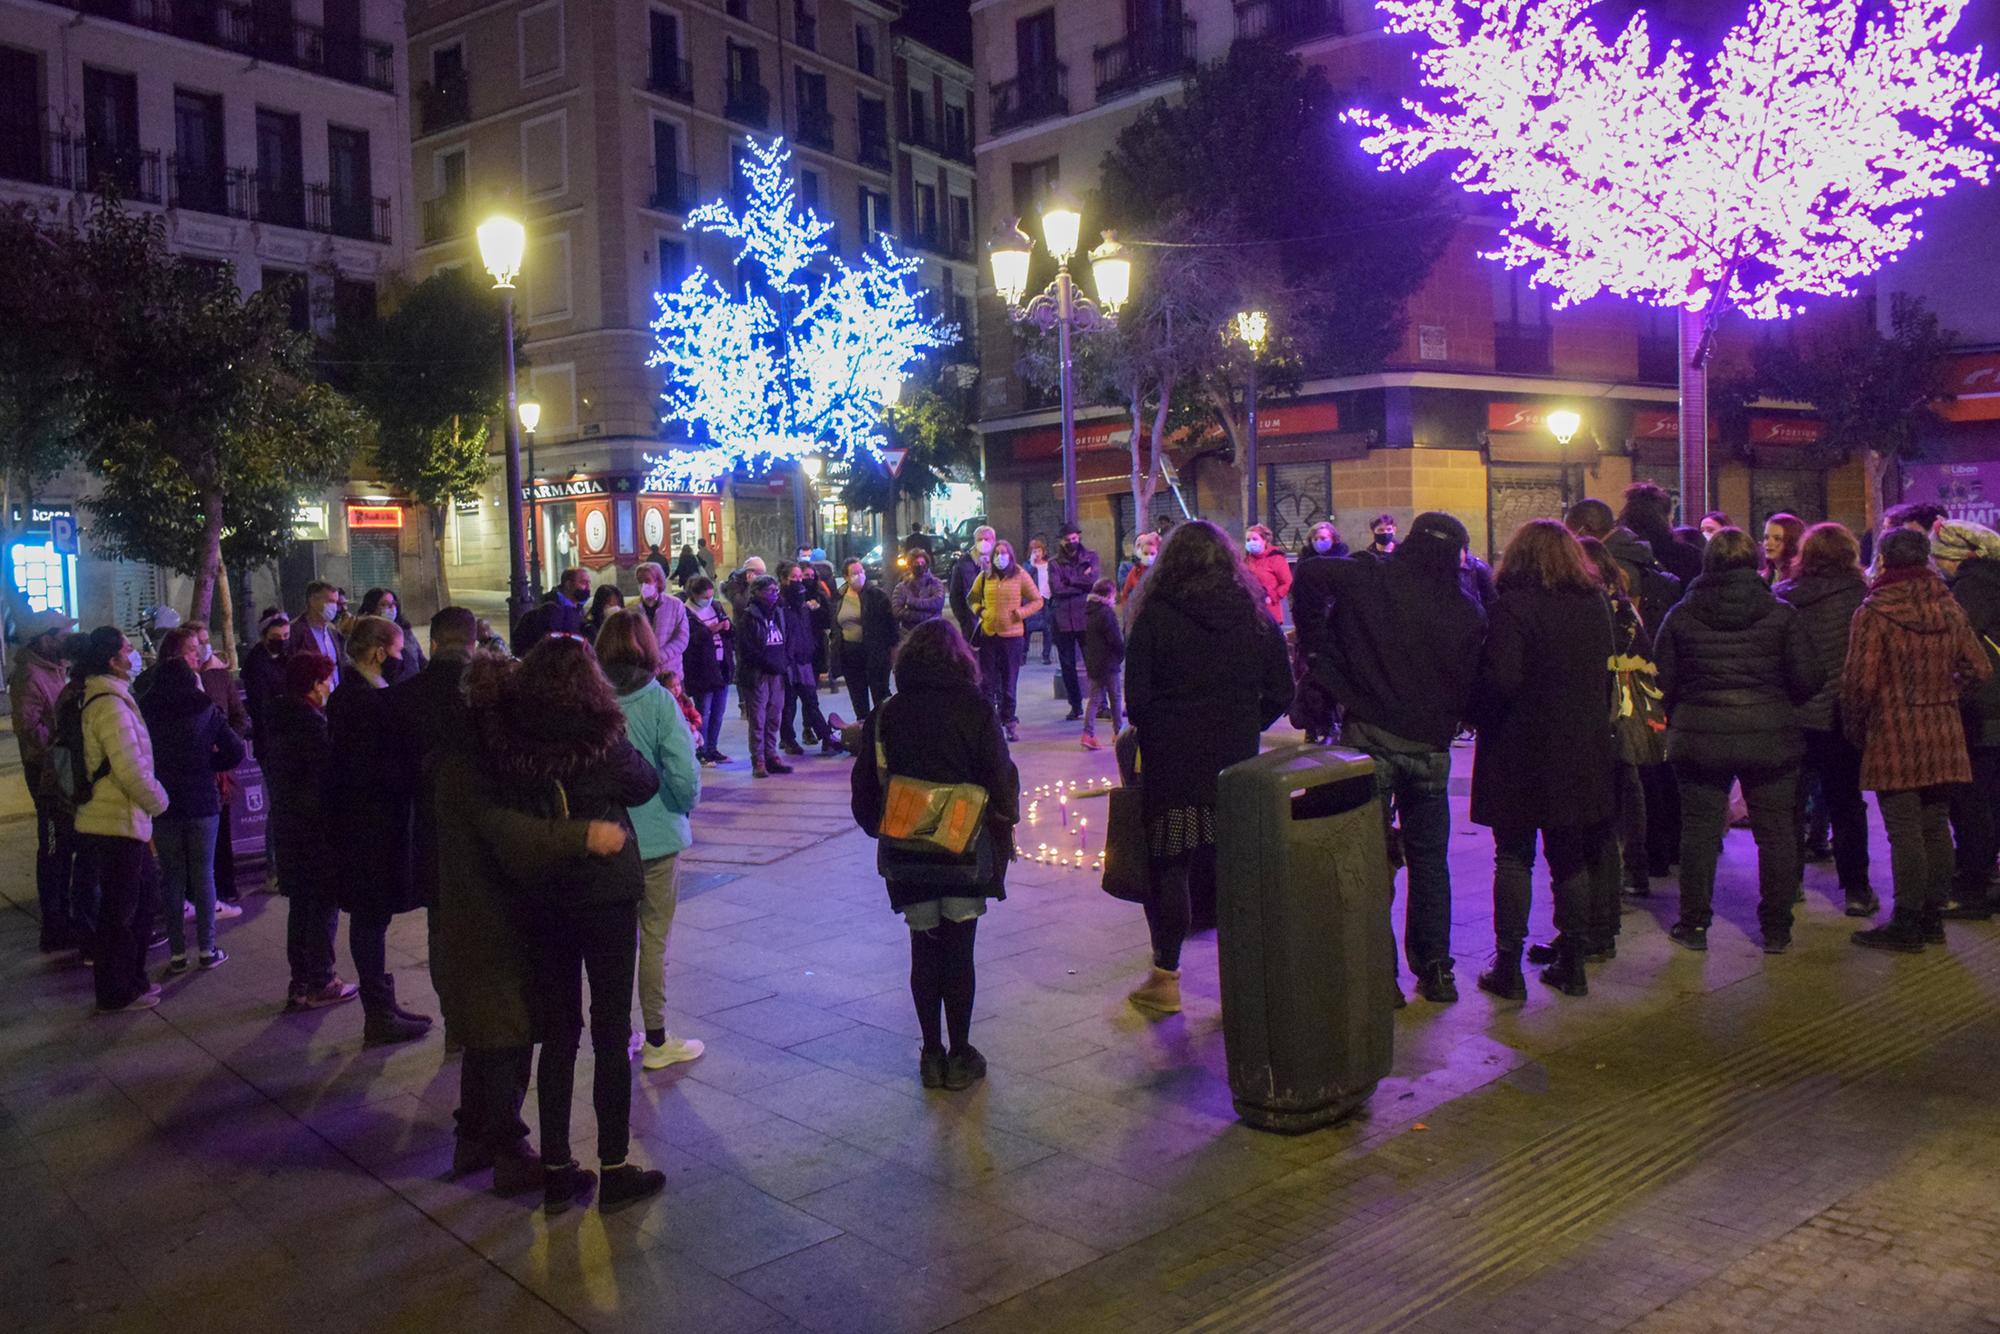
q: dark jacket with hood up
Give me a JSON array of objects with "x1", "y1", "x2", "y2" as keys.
[
  {"x1": 1603, "y1": 526, "x2": 1683, "y2": 630},
  {"x1": 1654, "y1": 567, "x2": 1823, "y2": 771},
  {"x1": 1949, "y1": 556, "x2": 2000, "y2": 749},
  {"x1": 1125, "y1": 582, "x2": 1293, "y2": 816},
  {"x1": 1773, "y1": 568, "x2": 1868, "y2": 732},
  {"x1": 140, "y1": 660, "x2": 247, "y2": 821}
]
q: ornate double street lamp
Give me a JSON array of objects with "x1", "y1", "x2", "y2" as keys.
[
  {"x1": 476, "y1": 214, "x2": 533, "y2": 631},
  {"x1": 1230, "y1": 310, "x2": 1270, "y2": 527},
  {"x1": 990, "y1": 199, "x2": 1132, "y2": 526},
  {"x1": 517, "y1": 397, "x2": 542, "y2": 595},
  {"x1": 1546, "y1": 408, "x2": 1582, "y2": 511}
]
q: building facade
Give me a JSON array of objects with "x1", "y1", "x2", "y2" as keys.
[
  {"x1": 1, "y1": 0, "x2": 409, "y2": 634},
  {"x1": 970, "y1": 0, "x2": 1868, "y2": 563}
]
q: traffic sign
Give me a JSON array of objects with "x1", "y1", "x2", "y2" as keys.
[
  {"x1": 882, "y1": 449, "x2": 909, "y2": 478},
  {"x1": 49, "y1": 514, "x2": 78, "y2": 556}
]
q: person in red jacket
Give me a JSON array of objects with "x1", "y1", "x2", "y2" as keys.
[{"x1": 1242, "y1": 524, "x2": 1293, "y2": 623}]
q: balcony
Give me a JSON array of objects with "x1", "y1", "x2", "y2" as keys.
[
  {"x1": 990, "y1": 64, "x2": 1067, "y2": 133},
  {"x1": 309, "y1": 184, "x2": 389, "y2": 244},
  {"x1": 724, "y1": 79, "x2": 771, "y2": 128},
  {"x1": 250, "y1": 171, "x2": 306, "y2": 228},
  {"x1": 649, "y1": 170, "x2": 699, "y2": 215},
  {"x1": 59, "y1": 0, "x2": 394, "y2": 92},
  {"x1": 1094, "y1": 19, "x2": 1195, "y2": 101},
  {"x1": 1494, "y1": 322, "x2": 1554, "y2": 376},
  {"x1": 796, "y1": 104, "x2": 836, "y2": 151},
  {"x1": 1233, "y1": 0, "x2": 1342, "y2": 44},
  {"x1": 908, "y1": 227, "x2": 972, "y2": 262},
  {"x1": 647, "y1": 56, "x2": 694, "y2": 103},
  {"x1": 0, "y1": 117, "x2": 69, "y2": 187},
  {"x1": 167, "y1": 157, "x2": 245, "y2": 216},
  {"x1": 419, "y1": 73, "x2": 470, "y2": 133},
  {"x1": 858, "y1": 131, "x2": 891, "y2": 171},
  {"x1": 422, "y1": 193, "x2": 466, "y2": 244},
  {"x1": 71, "y1": 140, "x2": 161, "y2": 203},
  {"x1": 901, "y1": 119, "x2": 973, "y2": 164}
]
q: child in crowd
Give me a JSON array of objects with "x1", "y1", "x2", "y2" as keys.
[{"x1": 1082, "y1": 578, "x2": 1126, "y2": 751}]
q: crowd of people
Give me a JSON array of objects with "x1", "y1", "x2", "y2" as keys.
[{"x1": 6, "y1": 485, "x2": 1997, "y2": 1173}]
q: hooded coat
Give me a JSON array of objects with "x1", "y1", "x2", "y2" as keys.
[
  {"x1": 1841, "y1": 569, "x2": 1992, "y2": 791},
  {"x1": 7, "y1": 640, "x2": 65, "y2": 777},
  {"x1": 1602, "y1": 526, "x2": 1683, "y2": 630},
  {"x1": 1243, "y1": 548, "x2": 1293, "y2": 623},
  {"x1": 139, "y1": 661, "x2": 246, "y2": 822},
  {"x1": 891, "y1": 569, "x2": 947, "y2": 635},
  {"x1": 1125, "y1": 584, "x2": 1293, "y2": 816},
  {"x1": 1654, "y1": 567, "x2": 1823, "y2": 771},
  {"x1": 1948, "y1": 556, "x2": 2000, "y2": 749},
  {"x1": 1774, "y1": 568, "x2": 1868, "y2": 733}
]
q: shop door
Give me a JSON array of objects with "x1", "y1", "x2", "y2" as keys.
[
  {"x1": 1267, "y1": 461, "x2": 1333, "y2": 552},
  {"x1": 1751, "y1": 469, "x2": 1826, "y2": 526},
  {"x1": 732, "y1": 495, "x2": 790, "y2": 568},
  {"x1": 1487, "y1": 467, "x2": 1566, "y2": 559},
  {"x1": 350, "y1": 529, "x2": 399, "y2": 595}
]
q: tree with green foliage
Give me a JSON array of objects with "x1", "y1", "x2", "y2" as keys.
[
  {"x1": 839, "y1": 363, "x2": 981, "y2": 537},
  {"x1": 74, "y1": 201, "x2": 365, "y2": 637}
]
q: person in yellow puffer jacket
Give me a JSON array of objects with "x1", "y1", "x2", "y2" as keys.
[{"x1": 970, "y1": 539, "x2": 1045, "y2": 740}]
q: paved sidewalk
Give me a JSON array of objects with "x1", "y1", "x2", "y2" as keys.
[{"x1": 3, "y1": 659, "x2": 1997, "y2": 1333}]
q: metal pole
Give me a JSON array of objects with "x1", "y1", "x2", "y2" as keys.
[
  {"x1": 525, "y1": 429, "x2": 540, "y2": 596},
  {"x1": 1055, "y1": 265, "x2": 1079, "y2": 527},
  {"x1": 499, "y1": 288, "x2": 531, "y2": 633},
  {"x1": 1244, "y1": 356, "x2": 1260, "y2": 528},
  {"x1": 1679, "y1": 306, "x2": 1710, "y2": 520}
]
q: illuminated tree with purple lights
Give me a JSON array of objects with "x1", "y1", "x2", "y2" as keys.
[{"x1": 1348, "y1": 0, "x2": 2000, "y2": 507}]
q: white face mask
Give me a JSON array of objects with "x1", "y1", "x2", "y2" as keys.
[
  {"x1": 1313, "y1": 537, "x2": 1334, "y2": 554},
  {"x1": 993, "y1": 553, "x2": 1011, "y2": 570},
  {"x1": 977, "y1": 540, "x2": 994, "y2": 556},
  {"x1": 641, "y1": 585, "x2": 661, "y2": 604},
  {"x1": 1140, "y1": 552, "x2": 1156, "y2": 567},
  {"x1": 1245, "y1": 538, "x2": 1266, "y2": 555},
  {"x1": 195, "y1": 642, "x2": 214, "y2": 664},
  {"x1": 320, "y1": 601, "x2": 339, "y2": 623},
  {"x1": 124, "y1": 647, "x2": 144, "y2": 677},
  {"x1": 849, "y1": 572, "x2": 865, "y2": 588}
]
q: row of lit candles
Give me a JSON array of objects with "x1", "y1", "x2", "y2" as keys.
[{"x1": 1027, "y1": 776, "x2": 1116, "y2": 830}]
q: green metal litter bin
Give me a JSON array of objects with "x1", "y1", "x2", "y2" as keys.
[{"x1": 1216, "y1": 743, "x2": 1395, "y2": 1133}]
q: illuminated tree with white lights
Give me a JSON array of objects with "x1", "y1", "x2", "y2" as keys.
[
  {"x1": 645, "y1": 137, "x2": 953, "y2": 489},
  {"x1": 1349, "y1": 0, "x2": 2000, "y2": 507}
]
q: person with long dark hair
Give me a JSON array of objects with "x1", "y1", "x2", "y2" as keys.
[
  {"x1": 1618, "y1": 481, "x2": 1703, "y2": 589},
  {"x1": 467, "y1": 639, "x2": 668, "y2": 1211},
  {"x1": 1469, "y1": 522, "x2": 1616, "y2": 1000},
  {"x1": 1122, "y1": 521, "x2": 1293, "y2": 1014},
  {"x1": 140, "y1": 645, "x2": 245, "y2": 975},
  {"x1": 263, "y1": 651, "x2": 358, "y2": 1010},
  {"x1": 584, "y1": 584, "x2": 626, "y2": 644},
  {"x1": 1775, "y1": 523, "x2": 1875, "y2": 915},
  {"x1": 682, "y1": 575, "x2": 736, "y2": 764},
  {"x1": 851, "y1": 618, "x2": 1018, "y2": 1089},
  {"x1": 1576, "y1": 534, "x2": 1653, "y2": 917},
  {"x1": 357, "y1": 588, "x2": 427, "y2": 684}
]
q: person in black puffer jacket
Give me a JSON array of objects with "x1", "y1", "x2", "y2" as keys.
[
  {"x1": 468, "y1": 639, "x2": 667, "y2": 1214},
  {"x1": 140, "y1": 653, "x2": 246, "y2": 971},
  {"x1": 1775, "y1": 523, "x2": 1875, "y2": 915},
  {"x1": 1655, "y1": 528, "x2": 1824, "y2": 952},
  {"x1": 777, "y1": 561, "x2": 837, "y2": 755},
  {"x1": 1934, "y1": 521, "x2": 2000, "y2": 917}
]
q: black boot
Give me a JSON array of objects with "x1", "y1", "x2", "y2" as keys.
[
  {"x1": 1477, "y1": 945, "x2": 1527, "y2": 1001},
  {"x1": 381, "y1": 973, "x2": 434, "y2": 1027},
  {"x1": 1539, "y1": 936, "x2": 1588, "y2": 997},
  {"x1": 361, "y1": 977, "x2": 431, "y2": 1046}
]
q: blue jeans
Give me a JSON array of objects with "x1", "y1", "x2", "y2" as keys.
[
  {"x1": 156, "y1": 816, "x2": 220, "y2": 956},
  {"x1": 1343, "y1": 720, "x2": 1454, "y2": 973},
  {"x1": 697, "y1": 685, "x2": 730, "y2": 754}
]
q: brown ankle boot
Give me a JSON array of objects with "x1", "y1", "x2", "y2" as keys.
[{"x1": 1127, "y1": 967, "x2": 1182, "y2": 1014}]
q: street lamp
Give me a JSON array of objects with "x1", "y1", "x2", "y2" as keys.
[
  {"x1": 1230, "y1": 310, "x2": 1270, "y2": 527},
  {"x1": 1547, "y1": 409, "x2": 1583, "y2": 510},
  {"x1": 477, "y1": 214, "x2": 533, "y2": 631},
  {"x1": 517, "y1": 398, "x2": 541, "y2": 595},
  {"x1": 991, "y1": 202, "x2": 1130, "y2": 527}
]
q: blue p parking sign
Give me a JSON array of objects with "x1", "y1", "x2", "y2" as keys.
[{"x1": 49, "y1": 513, "x2": 77, "y2": 556}]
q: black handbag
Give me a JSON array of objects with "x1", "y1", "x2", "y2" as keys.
[{"x1": 1099, "y1": 785, "x2": 1151, "y2": 903}]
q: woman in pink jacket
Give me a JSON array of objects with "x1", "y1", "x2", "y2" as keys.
[{"x1": 1242, "y1": 524, "x2": 1293, "y2": 623}]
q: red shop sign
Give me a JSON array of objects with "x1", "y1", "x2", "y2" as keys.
[
  {"x1": 1748, "y1": 415, "x2": 1825, "y2": 447},
  {"x1": 347, "y1": 505, "x2": 403, "y2": 529},
  {"x1": 1487, "y1": 401, "x2": 1555, "y2": 434},
  {"x1": 1632, "y1": 408, "x2": 1680, "y2": 439}
]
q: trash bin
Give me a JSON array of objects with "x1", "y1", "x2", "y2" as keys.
[{"x1": 1216, "y1": 743, "x2": 1394, "y2": 1133}]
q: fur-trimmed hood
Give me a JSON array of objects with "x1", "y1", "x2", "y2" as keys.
[{"x1": 465, "y1": 655, "x2": 628, "y2": 784}]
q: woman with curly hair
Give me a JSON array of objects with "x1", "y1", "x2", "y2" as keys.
[{"x1": 1122, "y1": 520, "x2": 1293, "y2": 1014}]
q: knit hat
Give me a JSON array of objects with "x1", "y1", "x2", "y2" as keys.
[
  {"x1": 1932, "y1": 520, "x2": 2000, "y2": 563},
  {"x1": 1407, "y1": 511, "x2": 1471, "y2": 552}
]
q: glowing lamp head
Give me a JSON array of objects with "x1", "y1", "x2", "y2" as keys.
[
  {"x1": 1040, "y1": 196, "x2": 1082, "y2": 263},
  {"x1": 1089, "y1": 233, "x2": 1131, "y2": 313},
  {"x1": 874, "y1": 370, "x2": 904, "y2": 407},
  {"x1": 802, "y1": 455, "x2": 825, "y2": 480},
  {"x1": 1547, "y1": 409, "x2": 1582, "y2": 448},
  {"x1": 476, "y1": 216, "x2": 527, "y2": 289},
  {"x1": 989, "y1": 220, "x2": 1033, "y2": 307},
  {"x1": 517, "y1": 399, "x2": 541, "y2": 435},
  {"x1": 1232, "y1": 309, "x2": 1269, "y2": 354}
]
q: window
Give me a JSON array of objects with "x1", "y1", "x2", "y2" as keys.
[
  {"x1": 519, "y1": 1, "x2": 565, "y2": 84},
  {"x1": 527, "y1": 364, "x2": 577, "y2": 437},
  {"x1": 255, "y1": 107, "x2": 304, "y2": 225},
  {"x1": 650, "y1": 118, "x2": 687, "y2": 210},
  {"x1": 855, "y1": 22, "x2": 877, "y2": 77},
  {"x1": 792, "y1": 0, "x2": 816, "y2": 50},
  {"x1": 262, "y1": 267, "x2": 311, "y2": 333},
  {"x1": 436, "y1": 145, "x2": 467, "y2": 197},
  {"x1": 333, "y1": 278, "x2": 376, "y2": 336},
  {"x1": 726, "y1": 0, "x2": 746, "y2": 17},
  {"x1": 795, "y1": 68, "x2": 831, "y2": 147},
  {"x1": 914, "y1": 181, "x2": 938, "y2": 239},
  {"x1": 798, "y1": 168, "x2": 820, "y2": 212},
  {"x1": 81, "y1": 67, "x2": 141, "y2": 195},
  {"x1": 1492, "y1": 267, "x2": 1553, "y2": 375},
  {"x1": 860, "y1": 186, "x2": 891, "y2": 245},
  {"x1": 944, "y1": 101, "x2": 969, "y2": 154},
  {"x1": 857, "y1": 95, "x2": 888, "y2": 166},
  {"x1": 648, "y1": 9, "x2": 689, "y2": 96},
  {"x1": 0, "y1": 46, "x2": 43, "y2": 183},
  {"x1": 949, "y1": 194, "x2": 971, "y2": 250},
  {"x1": 526, "y1": 230, "x2": 572, "y2": 322},
  {"x1": 1016, "y1": 9, "x2": 1057, "y2": 76},
  {"x1": 431, "y1": 41, "x2": 464, "y2": 88},
  {"x1": 1011, "y1": 157, "x2": 1059, "y2": 216},
  {"x1": 520, "y1": 110, "x2": 567, "y2": 197},
  {"x1": 172, "y1": 89, "x2": 226, "y2": 212},
  {"x1": 657, "y1": 237, "x2": 686, "y2": 292},
  {"x1": 326, "y1": 125, "x2": 374, "y2": 237},
  {"x1": 424, "y1": 39, "x2": 469, "y2": 130},
  {"x1": 908, "y1": 88, "x2": 929, "y2": 142}
]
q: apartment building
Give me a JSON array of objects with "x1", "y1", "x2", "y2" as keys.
[
  {"x1": 406, "y1": 0, "x2": 929, "y2": 588},
  {"x1": 971, "y1": 0, "x2": 1866, "y2": 561},
  {"x1": 0, "y1": 0, "x2": 409, "y2": 631}
]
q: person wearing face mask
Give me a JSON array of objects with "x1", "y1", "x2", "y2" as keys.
[
  {"x1": 837, "y1": 557, "x2": 897, "y2": 720},
  {"x1": 680, "y1": 576, "x2": 736, "y2": 764},
  {"x1": 1119, "y1": 531, "x2": 1162, "y2": 622},
  {"x1": 517, "y1": 567, "x2": 593, "y2": 657},
  {"x1": 263, "y1": 652, "x2": 360, "y2": 1010},
  {"x1": 1368, "y1": 514, "x2": 1398, "y2": 556},
  {"x1": 950, "y1": 526, "x2": 996, "y2": 640},
  {"x1": 326, "y1": 615, "x2": 432, "y2": 1044},
  {"x1": 243, "y1": 611, "x2": 292, "y2": 751},
  {"x1": 583, "y1": 585, "x2": 626, "y2": 644},
  {"x1": 893, "y1": 550, "x2": 947, "y2": 637},
  {"x1": 1024, "y1": 537, "x2": 1055, "y2": 664},
  {"x1": 1290, "y1": 522, "x2": 1347, "y2": 646},
  {"x1": 292, "y1": 581, "x2": 347, "y2": 689},
  {"x1": 634, "y1": 561, "x2": 691, "y2": 684},
  {"x1": 70, "y1": 626, "x2": 171, "y2": 1011},
  {"x1": 740, "y1": 576, "x2": 792, "y2": 777},
  {"x1": 179, "y1": 621, "x2": 254, "y2": 906},
  {"x1": 777, "y1": 562, "x2": 842, "y2": 756},
  {"x1": 970, "y1": 539, "x2": 1045, "y2": 742},
  {"x1": 1048, "y1": 524, "x2": 1101, "y2": 718},
  {"x1": 1242, "y1": 524, "x2": 1293, "y2": 624},
  {"x1": 358, "y1": 589, "x2": 427, "y2": 684}
]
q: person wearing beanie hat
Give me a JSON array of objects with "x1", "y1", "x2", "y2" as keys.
[
  {"x1": 1291, "y1": 507, "x2": 1488, "y2": 1004},
  {"x1": 242, "y1": 610, "x2": 293, "y2": 760},
  {"x1": 1933, "y1": 520, "x2": 2000, "y2": 918}
]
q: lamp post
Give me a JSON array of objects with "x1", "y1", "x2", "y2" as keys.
[
  {"x1": 876, "y1": 371, "x2": 904, "y2": 572},
  {"x1": 1547, "y1": 409, "x2": 1582, "y2": 512},
  {"x1": 477, "y1": 214, "x2": 532, "y2": 632},
  {"x1": 1230, "y1": 310, "x2": 1269, "y2": 527},
  {"x1": 801, "y1": 454, "x2": 825, "y2": 551},
  {"x1": 517, "y1": 398, "x2": 541, "y2": 595},
  {"x1": 990, "y1": 201, "x2": 1131, "y2": 528}
]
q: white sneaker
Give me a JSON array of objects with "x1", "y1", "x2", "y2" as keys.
[
  {"x1": 213, "y1": 901, "x2": 243, "y2": 920},
  {"x1": 641, "y1": 1036, "x2": 706, "y2": 1070}
]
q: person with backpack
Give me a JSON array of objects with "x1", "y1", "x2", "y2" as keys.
[
  {"x1": 1565, "y1": 497, "x2": 1682, "y2": 630},
  {"x1": 140, "y1": 642, "x2": 247, "y2": 975},
  {"x1": 64, "y1": 627, "x2": 171, "y2": 1012},
  {"x1": 9, "y1": 609, "x2": 76, "y2": 952}
]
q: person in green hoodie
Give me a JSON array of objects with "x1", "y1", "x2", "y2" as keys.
[{"x1": 595, "y1": 610, "x2": 707, "y2": 1071}]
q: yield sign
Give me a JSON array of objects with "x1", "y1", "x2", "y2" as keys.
[{"x1": 882, "y1": 449, "x2": 909, "y2": 478}]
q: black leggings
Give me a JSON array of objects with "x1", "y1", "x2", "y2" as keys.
[
  {"x1": 529, "y1": 900, "x2": 640, "y2": 1168},
  {"x1": 1143, "y1": 863, "x2": 1192, "y2": 971},
  {"x1": 909, "y1": 916, "x2": 978, "y2": 1051}
]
